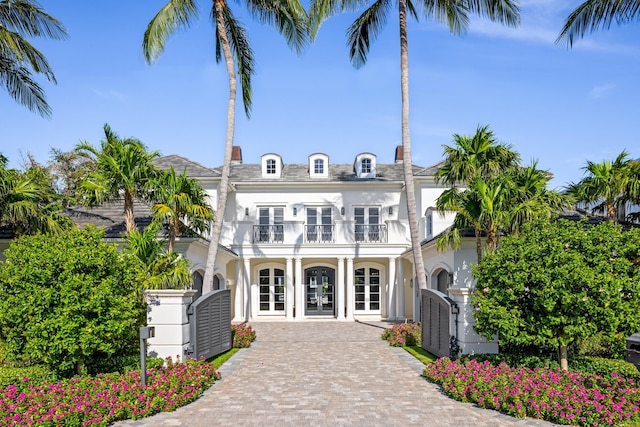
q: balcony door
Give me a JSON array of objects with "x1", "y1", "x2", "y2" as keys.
[
  {"x1": 354, "y1": 207, "x2": 380, "y2": 242},
  {"x1": 257, "y1": 207, "x2": 283, "y2": 243},
  {"x1": 305, "y1": 266, "x2": 335, "y2": 316},
  {"x1": 306, "y1": 207, "x2": 332, "y2": 242}
]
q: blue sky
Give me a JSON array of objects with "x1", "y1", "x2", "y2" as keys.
[{"x1": 2, "y1": 0, "x2": 639, "y2": 189}]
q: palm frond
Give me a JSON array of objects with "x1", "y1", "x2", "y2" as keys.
[
  {"x1": 0, "y1": 0, "x2": 67, "y2": 39},
  {"x1": 422, "y1": 0, "x2": 470, "y2": 35},
  {"x1": 464, "y1": 0, "x2": 520, "y2": 27},
  {"x1": 143, "y1": 0, "x2": 198, "y2": 63},
  {"x1": 244, "y1": 0, "x2": 309, "y2": 54},
  {"x1": 0, "y1": 53, "x2": 50, "y2": 117},
  {"x1": 557, "y1": 0, "x2": 640, "y2": 47},
  {"x1": 347, "y1": 0, "x2": 392, "y2": 68}
]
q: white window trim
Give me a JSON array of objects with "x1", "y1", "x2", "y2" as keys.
[
  {"x1": 261, "y1": 153, "x2": 283, "y2": 178},
  {"x1": 309, "y1": 153, "x2": 329, "y2": 178}
]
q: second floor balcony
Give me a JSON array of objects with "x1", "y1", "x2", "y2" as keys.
[{"x1": 251, "y1": 223, "x2": 388, "y2": 244}]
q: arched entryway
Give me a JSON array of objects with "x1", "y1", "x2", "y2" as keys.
[{"x1": 304, "y1": 266, "x2": 335, "y2": 315}]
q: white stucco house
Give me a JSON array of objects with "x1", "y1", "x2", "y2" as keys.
[{"x1": 0, "y1": 145, "x2": 496, "y2": 356}]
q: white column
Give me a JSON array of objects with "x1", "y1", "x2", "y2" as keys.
[
  {"x1": 295, "y1": 257, "x2": 303, "y2": 320},
  {"x1": 388, "y1": 257, "x2": 396, "y2": 320},
  {"x1": 346, "y1": 257, "x2": 354, "y2": 320},
  {"x1": 397, "y1": 259, "x2": 405, "y2": 321},
  {"x1": 286, "y1": 257, "x2": 294, "y2": 320},
  {"x1": 144, "y1": 289, "x2": 197, "y2": 360},
  {"x1": 337, "y1": 257, "x2": 345, "y2": 320},
  {"x1": 233, "y1": 259, "x2": 243, "y2": 322},
  {"x1": 243, "y1": 258, "x2": 252, "y2": 321}
]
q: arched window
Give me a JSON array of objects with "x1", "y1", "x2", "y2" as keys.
[{"x1": 266, "y1": 159, "x2": 276, "y2": 174}]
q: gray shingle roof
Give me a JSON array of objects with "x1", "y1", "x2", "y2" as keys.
[
  {"x1": 153, "y1": 155, "x2": 220, "y2": 178},
  {"x1": 226, "y1": 161, "x2": 443, "y2": 183},
  {"x1": 66, "y1": 199, "x2": 155, "y2": 239}
]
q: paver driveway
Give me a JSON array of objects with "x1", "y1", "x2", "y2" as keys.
[{"x1": 117, "y1": 321, "x2": 558, "y2": 427}]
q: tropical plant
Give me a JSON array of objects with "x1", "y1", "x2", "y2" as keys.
[
  {"x1": 435, "y1": 124, "x2": 520, "y2": 186},
  {"x1": 472, "y1": 216, "x2": 640, "y2": 370},
  {"x1": 0, "y1": 226, "x2": 146, "y2": 376},
  {"x1": 143, "y1": 0, "x2": 308, "y2": 293},
  {"x1": 47, "y1": 147, "x2": 91, "y2": 206},
  {"x1": 435, "y1": 129, "x2": 567, "y2": 262},
  {"x1": 0, "y1": 0, "x2": 67, "y2": 117},
  {"x1": 309, "y1": 0, "x2": 520, "y2": 291},
  {"x1": 565, "y1": 150, "x2": 637, "y2": 224},
  {"x1": 557, "y1": 0, "x2": 640, "y2": 47},
  {"x1": 75, "y1": 124, "x2": 160, "y2": 234},
  {"x1": 151, "y1": 166, "x2": 214, "y2": 253},
  {"x1": 0, "y1": 154, "x2": 71, "y2": 236},
  {"x1": 124, "y1": 222, "x2": 192, "y2": 290}
]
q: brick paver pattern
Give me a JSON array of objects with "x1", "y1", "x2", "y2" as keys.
[{"x1": 116, "y1": 321, "x2": 559, "y2": 427}]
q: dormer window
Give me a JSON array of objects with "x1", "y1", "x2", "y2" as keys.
[
  {"x1": 354, "y1": 153, "x2": 377, "y2": 178},
  {"x1": 309, "y1": 153, "x2": 329, "y2": 178},
  {"x1": 261, "y1": 153, "x2": 283, "y2": 178},
  {"x1": 361, "y1": 158, "x2": 371, "y2": 174},
  {"x1": 266, "y1": 159, "x2": 276, "y2": 174}
]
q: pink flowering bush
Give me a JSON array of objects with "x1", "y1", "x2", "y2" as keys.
[
  {"x1": 0, "y1": 357, "x2": 220, "y2": 426},
  {"x1": 424, "y1": 357, "x2": 640, "y2": 426},
  {"x1": 381, "y1": 322, "x2": 421, "y2": 347},
  {"x1": 231, "y1": 324, "x2": 256, "y2": 348}
]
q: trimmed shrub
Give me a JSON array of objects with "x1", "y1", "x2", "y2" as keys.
[{"x1": 0, "y1": 366, "x2": 53, "y2": 388}]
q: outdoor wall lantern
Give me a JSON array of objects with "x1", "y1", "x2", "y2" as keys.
[
  {"x1": 293, "y1": 207, "x2": 297, "y2": 216},
  {"x1": 340, "y1": 207, "x2": 345, "y2": 216},
  {"x1": 450, "y1": 302, "x2": 460, "y2": 315},
  {"x1": 245, "y1": 207, "x2": 249, "y2": 216},
  {"x1": 139, "y1": 326, "x2": 155, "y2": 388},
  {"x1": 389, "y1": 206, "x2": 393, "y2": 215},
  {"x1": 448, "y1": 273, "x2": 454, "y2": 285}
]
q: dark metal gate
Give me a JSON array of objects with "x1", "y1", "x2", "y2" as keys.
[
  {"x1": 421, "y1": 289, "x2": 457, "y2": 358},
  {"x1": 187, "y1": 289, "x2": 232, "y2": 360}
]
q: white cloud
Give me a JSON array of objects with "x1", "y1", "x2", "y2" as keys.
[
  {"x1": 90, "y1": 88, "x2": 128, "y2": 102},
  {"x1": 589, "y1": 83, "x2": 615, "y2": 99}
]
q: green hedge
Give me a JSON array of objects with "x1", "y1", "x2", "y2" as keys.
[{"x1": 0, "y1": 365, "x2": 53, "y2": 387}]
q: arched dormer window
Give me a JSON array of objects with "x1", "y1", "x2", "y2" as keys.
[
  {"x1": 354, "y1": 153, "x2": 377, "y2": 178},
  {"x1": 262, "y1": 153, "x2": 283, "y2": 178},
  {"x1": 309, "y1": 153, "x2": 329, "y2": 178}
]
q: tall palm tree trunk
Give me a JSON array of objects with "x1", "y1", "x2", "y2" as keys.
[
  {"x1": 475, "y1": 228, "x2": 483, "y2": 264},
  {"x1": 203, "y1": 0, "x2": 236, "y2": 293},
  {"x1": 399, "y1": 0, "x2": 427, "y2": 296},
  {"x1": 123, "y1": 191, "x2": 136, "y2": 234}
]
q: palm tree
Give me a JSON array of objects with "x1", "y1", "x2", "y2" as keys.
[
  {"x1": 151, "y1": 166, "x2": 214, "y2": 253},
  {"x1": 435, "y1": 124, "x2": 520, "y2": 187},
  {"x1": 437, "y1": 159, "x2": 567, "y2": 263},
  {"x1": 0, "y1": 0, "x2": 67, "y2": 117},
  {"x1": 557, "y1": 0, "x2": 640, "y2": 47},
  {"x1": 309, "y1": 0, "x2": 519, "y2": 290},
  {"x1": 75, "y1": 124, "x2": 160, "y2": 234},
  {"x1": 566, "y1": 150, "x2": 635, "y2": 223},
  {"x1": 124, "y1": 222, "x2": 192, "y2": 291},
  {"x1": 0, "y1": 154, "x2": 71, "y2": 236},
  {"x1": 143, "y1": 0, "x2": 308, "y2": 293}
]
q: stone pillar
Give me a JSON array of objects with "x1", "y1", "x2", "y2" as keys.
[
  {"x1": 388, "y1": 257, "x2": 397, "y2": 320},
  {"x1": 449, "y1": 287, "x2": 498, "y2": 355},
  {"x1": 233, "y1": 259, "x2": 243, "y2": 322},
  {"x1": 286, "y1": 257, "x2": 294, "y2": 320},
  {"x1": 144, "y1": 289, "x2": 197, "y2": 361},
  {"x1": 295, "y1": 257, "x2": 303, "y2": 320},
  {"x1": 397, "y1": 260, "x2": 405, "y2": 321},
  {"x1": 346, "y1": 257, "x2": 354, "y2": 320},
  {"x1": 337, "y1": 257, "x2": 345, "y2": 320}
]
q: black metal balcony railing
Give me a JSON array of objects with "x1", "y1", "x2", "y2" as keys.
[
  {"x1": 355, "y1": 224, "x2": 387, "y2": 243},
  {"x1": 253, "y1": 225, "x2": 284, "y2": 243},
  {"x1": 305, "y1": 224, "x2": 334, "y2": 243}
]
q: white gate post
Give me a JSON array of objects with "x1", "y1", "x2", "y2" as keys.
[{"x1": 144, "y1": 289, "x2": 197, "y2": 361}]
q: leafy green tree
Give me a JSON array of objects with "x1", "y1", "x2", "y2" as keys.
[
  {"x1": 309, "y1": 1, "x2": 519, "y2": 290},
  {"x1": 151, "y1": 166, "x2": 214, "y2": 253},
  {"x1": 0, "y1": 154, "x2": 71, "y2": 236},
  {"x1": 144, "y1": 0, "x2": 308, "y2": 292},
  {"x1": 557, "y1": 0, "x2": 640, "y2": 47},
  {"x1": 472, "y1": 217, "x2": 640, "y2": 370},
  {"x1": 0, "y1": 227, "x2": 146, "y2": 376},
  {"x1": 0, "y1": 0, "x2": 67, "y2": 117},
  {"x1": 75, "y1": 124, "x2": 160, "y2": 234},
  {"x1": 566, "y1": 151, "x2": 637, "y2": 224}
]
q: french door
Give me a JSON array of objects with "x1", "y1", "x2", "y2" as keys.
[{"x1": 305, "y1": 266, "x2": 335, "y2": 315}]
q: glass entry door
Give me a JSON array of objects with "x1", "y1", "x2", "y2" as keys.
[{"x1": 305, "y1": 267, "x2": 335, "y2": 315}]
